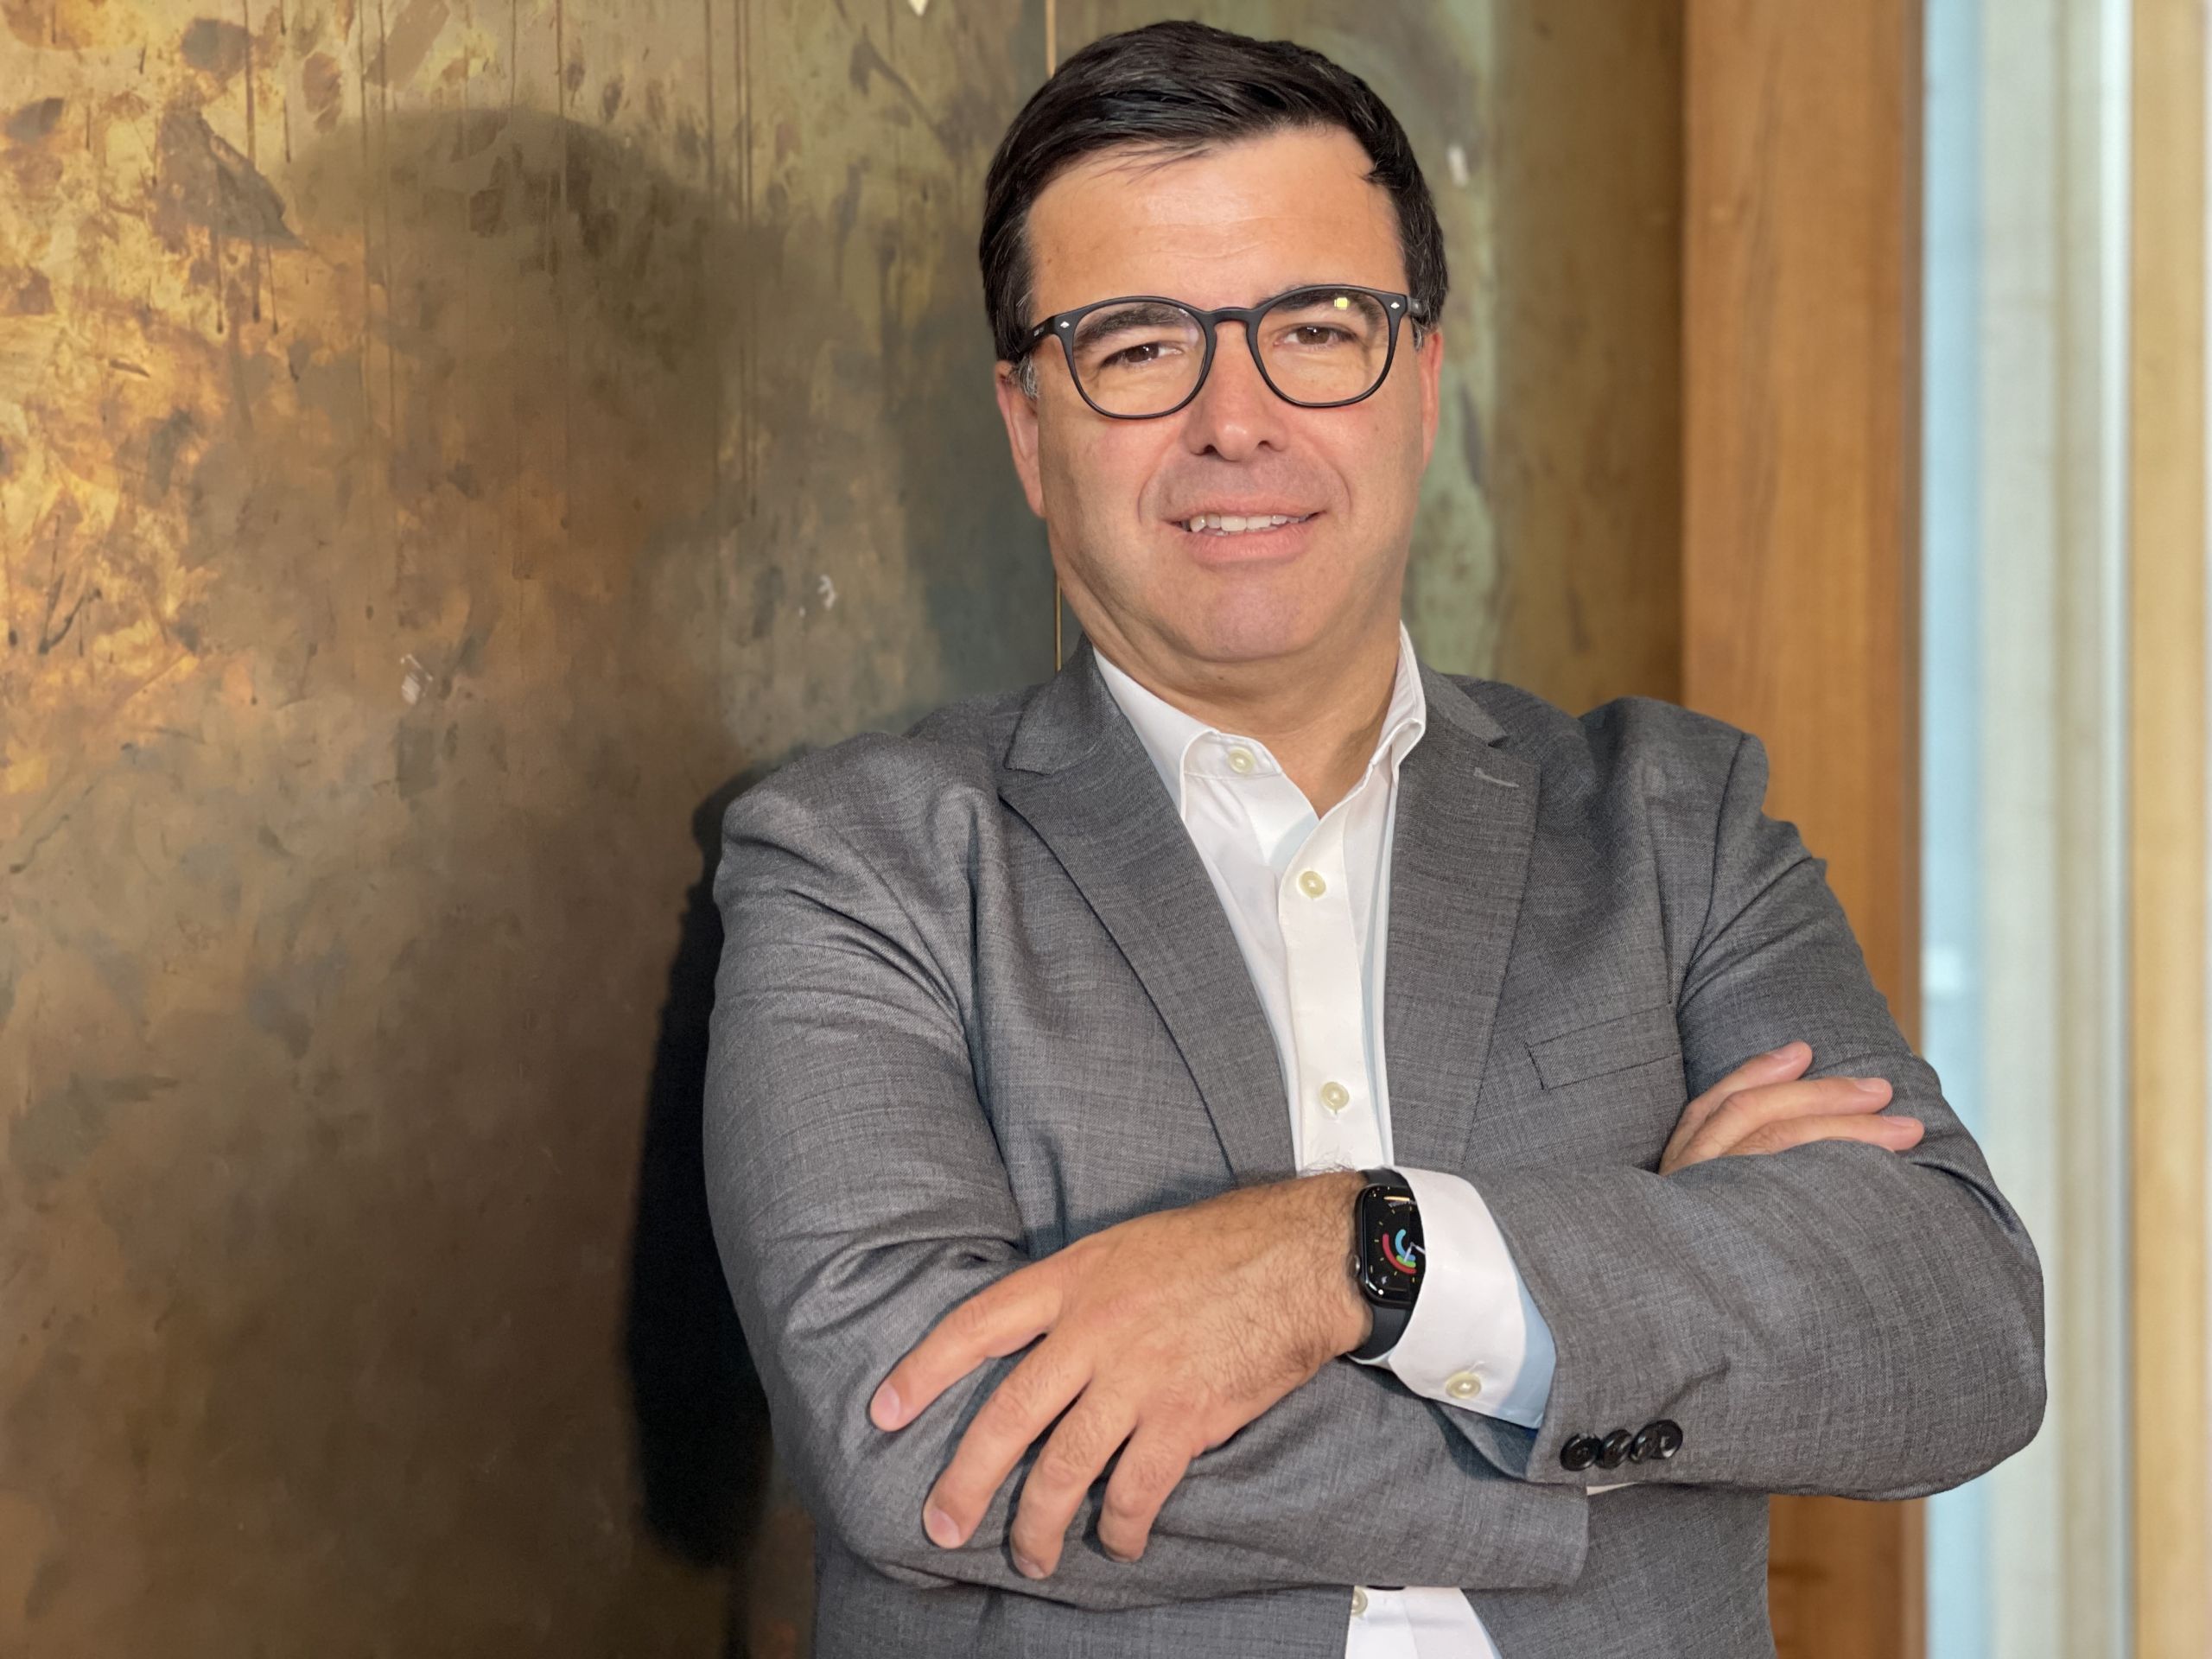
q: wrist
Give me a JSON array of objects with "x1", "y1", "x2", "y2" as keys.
[{"x1": 1306, "y1": 1170, "x2": 1372, "y2": 1357}]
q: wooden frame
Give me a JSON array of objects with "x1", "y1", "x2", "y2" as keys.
[
  {"x1": 1682, "y1": 2, "x2": 1925, "y2": 1653},
  {"x1": 2129, "y1": 2, "x2": 2210, "y2": 1651}
]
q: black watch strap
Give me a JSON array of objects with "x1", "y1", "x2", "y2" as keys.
[
  {"x1": 1351, "y1": 1297, "x2": 1413, "y2": 1363},
  {"x1": 1349, "y1": 1167, "x2": 1420, "y2": 1363}
]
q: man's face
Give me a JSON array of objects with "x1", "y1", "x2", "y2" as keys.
[{"x1": 994, "y1": 125, "x2": 1446, "y2": 679}]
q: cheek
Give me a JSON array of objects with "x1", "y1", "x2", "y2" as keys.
[
  {"x1": 1034, "y1": 435, "x2": 1166, "y2": 599},
  {"x1": 1319, "y1": 424, "x2": 1421, "y2": 526},
  {"x1": 1040, "y1": 423, "x2": 1166, "y2": 528},
  {"x1": 1389, "y1": 377, "x2": 1433, "y2": 461},
  {"x1": 1357, "y1": 398, "x2": 1432, "y2": 514}
]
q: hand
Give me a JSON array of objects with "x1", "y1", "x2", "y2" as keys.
[
  {"x1": 1661, "y1": 1039, "x2": 1923, "y2": 1174},
  {"x1": 868, "y1": 1170, "x2": 1370, "y2": 1578}
]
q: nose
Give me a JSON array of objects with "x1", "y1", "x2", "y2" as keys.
[{"x1": 1178, "y1": 320, "x2": 1290, "y2": 462}]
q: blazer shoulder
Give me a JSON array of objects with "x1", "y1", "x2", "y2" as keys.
[
  {"x1": 1446, "y1": 679, "x2": 1779, "y2": 956},
  {"x1": 1446, "y1": 674, "x2": 1750, "y2": 792},
  {"x1": 718, "y1": 685, "x2": 1025, "y2": 853}
]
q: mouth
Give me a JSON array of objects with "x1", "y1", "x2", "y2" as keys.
[{"x1": 1172, "y1": 511, "x2": 1319, "y2": 537}]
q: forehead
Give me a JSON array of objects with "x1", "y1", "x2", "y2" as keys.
[{"x1": 1024, "y1": 125, "x2": 1408, "y2": 317}]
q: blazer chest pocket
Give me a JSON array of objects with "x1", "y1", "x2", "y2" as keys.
[{"x1": 1526, "y1": 1002, "x2": 1681, "y2": 1090}]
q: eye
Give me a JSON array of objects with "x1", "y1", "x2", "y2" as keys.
[
  {"x1": 1097, "y1": 339, "x2": 1185, "y2": 372},
  {"x1": 1271, "y1": 322, "x2": 1357, "y2": 353}
]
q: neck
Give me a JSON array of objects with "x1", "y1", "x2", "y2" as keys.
[{"x1": 1090, "y1": 617, "x2": 1405, "y2": 816}]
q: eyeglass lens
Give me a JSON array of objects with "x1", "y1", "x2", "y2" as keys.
[{"x1": 1065, "y1": 289, "x2": 1395, "y2": 416}]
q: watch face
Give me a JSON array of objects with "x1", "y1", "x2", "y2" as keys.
[{"x1": 1357, "y1": 1185, "x2": 1424, "y2": 1308}]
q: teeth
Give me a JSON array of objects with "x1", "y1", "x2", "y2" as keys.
[{"x1": 1180, "y1": 512, "x2": 1310, "y2": 534}]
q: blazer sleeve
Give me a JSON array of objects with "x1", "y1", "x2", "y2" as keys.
[
  {"x1": 1453, "y1": 724, "x2": 2047, "y2": 1497},
  {"x1": 701, "y1": 747, "x2": 1592, "y2": 1612}
]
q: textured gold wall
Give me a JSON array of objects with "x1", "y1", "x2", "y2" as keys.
[{"x1": 0, "y1": 2, "x2": 1677, "y2": 1653}]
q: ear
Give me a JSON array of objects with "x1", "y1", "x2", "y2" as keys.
[
  {"x1": 993, "y1": 362, "x2": 1048, "y2": 518},
  {"x1": 1415, "y1": 327, "x2": 1446, "y2": 473}
]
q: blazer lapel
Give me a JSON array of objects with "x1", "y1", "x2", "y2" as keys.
[
  {"x1": 1382, "y1": 664, "x2": 1540, "y2": 1175},
  {"x1": 997, "y1": 639, "x2": 1298, "y2": 1183}
]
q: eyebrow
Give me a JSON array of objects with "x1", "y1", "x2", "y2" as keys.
[{"x1": 1071, "y1": 302, "x2": 1192, "y2": 340}]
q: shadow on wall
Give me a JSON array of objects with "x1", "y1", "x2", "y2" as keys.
[
  {"x1": 258, "y1": 78, "x2": 1037, "y2": 1659},
  {"x1": 626, "y1": 769, "x2": 779, "y2": 1571},
  {"x1": 626, "y1": 756, "x2": 817, "y2": 1656}
]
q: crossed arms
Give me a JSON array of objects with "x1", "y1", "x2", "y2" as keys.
[{"x1": 701, "y1": 724, "x2": 2044, "y2": 1611}]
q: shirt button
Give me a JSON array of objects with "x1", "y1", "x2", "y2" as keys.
[
  {"x1": 1319, "y1": 1080, "x2": 1351, "y2": 1114},
  {"x1": 1225, "y1": 746, "x2": 1256, "y2": 773},
  {"x1": 1297, "y1": 869, "x2": 1327, "y2": 898},
  {"x1": 1351, "y1": 1586, "x2": 1369, "y2": 1618},
  {"x1": 1445, "y1": 1370, "x2": 1483, "y2": 1401}
]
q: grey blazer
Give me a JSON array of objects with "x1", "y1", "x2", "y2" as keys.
[{"x1": 703, "y1": 637, "x2": 2044, "y2": 1659}]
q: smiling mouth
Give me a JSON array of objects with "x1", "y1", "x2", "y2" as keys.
[{"x1": 1175, "y1": 512, "x2": 1318, "y2": 536}]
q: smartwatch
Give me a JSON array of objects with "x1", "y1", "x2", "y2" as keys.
[{"x1": 1349, "y1": 1168, "x2": 1424, "y2": 1362}]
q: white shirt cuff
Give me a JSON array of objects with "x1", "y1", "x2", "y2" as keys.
[{"x1": 1363, "y1": 1166, "x2": 1555, "y2": 1427}]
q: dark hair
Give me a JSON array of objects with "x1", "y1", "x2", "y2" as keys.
[{"x1": 979, "y1": 20, "x2": 1448, "y2": 390}]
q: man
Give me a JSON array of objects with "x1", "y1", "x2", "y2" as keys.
[{"x1": 704, "y1": 21, "x2": 2044, "y2": 1658}]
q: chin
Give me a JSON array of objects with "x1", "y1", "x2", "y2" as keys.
[{"x1": 1164, "y1": 604, "x2": 1335, "y2": 665}]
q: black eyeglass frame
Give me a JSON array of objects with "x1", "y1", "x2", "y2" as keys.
[{"x1": 1020, "y1": 283, "x2": 1427, "y2": 420}]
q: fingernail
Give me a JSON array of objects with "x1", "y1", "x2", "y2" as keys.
[
  {"x1": 924, "y1": 1505, "x2": 960, "y2": 1548},
  {"x1": 1014, "y1": 1550, "x2": 1046, "y2": 1580},
  {"x1": 1766, "y1": 1041, "x2": 1803, "y2": 1060},
  {"x1": 870, "y1": 1382, "x2": 902, "y2": 1428},
  {"x1": 1853, "y1": 1077, "x2": 1890, "y2": 1095}
]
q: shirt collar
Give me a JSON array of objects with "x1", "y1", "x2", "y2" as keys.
[{"x1": 1093, "y1": 622, "x2": 1429, "y2": 815}]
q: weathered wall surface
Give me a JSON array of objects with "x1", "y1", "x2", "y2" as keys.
[
  {"x1": 2, "y1": 2, "x2": 1050, "y2": 1652},
  {"x1": 0, "y1": 2, "x2": 1677, "y2": 1654}
]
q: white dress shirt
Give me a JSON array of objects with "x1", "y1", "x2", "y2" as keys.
[{"x1": 1093, "y1": 621, "x2": 1559, "y2": 1659}]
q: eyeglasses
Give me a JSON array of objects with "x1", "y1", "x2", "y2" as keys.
[{"x1": 1020, "y1": 283, "x2": 1425, "y2": 420}]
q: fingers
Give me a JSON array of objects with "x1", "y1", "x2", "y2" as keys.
[
  {"x1": 1726, "y1": 1110, "x2": 1925, "y2": 1159},
  {"x1": 1677, "y1": 1074, "x2": 1891, "y2": 1167},
  {"x1": 1663, "y1": 1040, "x2": 1814, "y2": 1167},
  {"x1": 1669, "y1": 1071, "x2": 1915, "y2": 1174},
  {"x1": 872, "y1": 1266, "x2": 1063, "y2": 1431},
  {"x1": 920, "y1": 1340, "x2": 1089, "y2": 1551},
  {"x1": 1095, "y1": 1424, "x2": 1197, "y2": 1564},
  {"x1": 1007, "y1": 1392, "x2": 1140, "y2": 1576}
]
